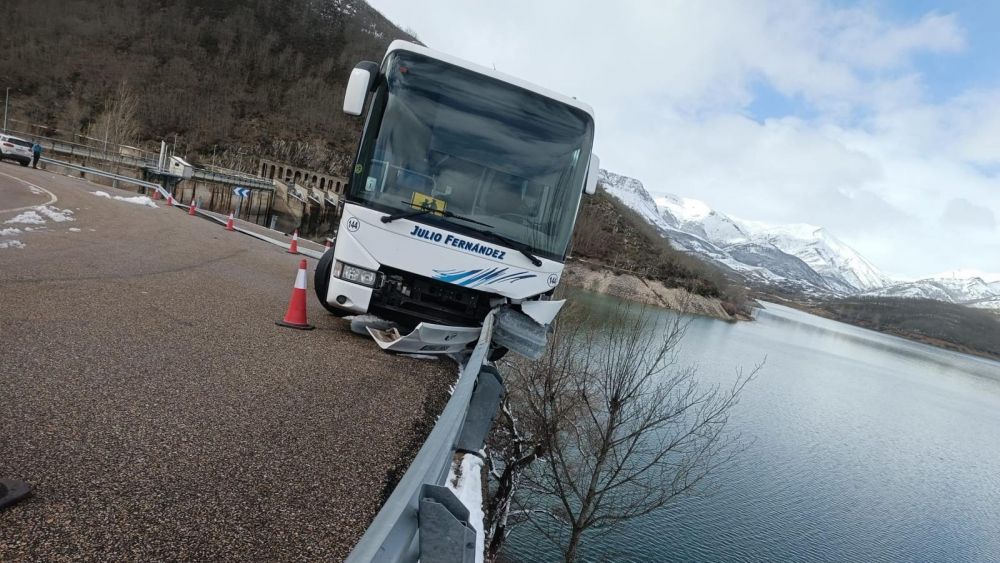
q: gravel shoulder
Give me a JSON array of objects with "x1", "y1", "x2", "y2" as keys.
[{"x1": 0, "y1": 164, "x2": 454, "y2": 561}]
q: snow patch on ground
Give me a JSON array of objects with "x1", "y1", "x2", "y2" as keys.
[
  {"x1": 446, "y1": 453, "x2": 485, "y2": 563},
  {"x1": 5, "y1": 206, "x2": 75, "y2": 226},
  {"x1": 0, "y1": 227, "x2": 22, "y2": 236},
  {"x1": 5, "y1": 211, "x2": 45, "y2": 225},
  {"x1": 93, "y1": 190, "x2": 158, "y2": 208},
  {"x1": 28, "y1": 186, "x2": 42, "y2": 195},
  {"x1": 69, "y1": 227, "x2": 82, "y2": 232},
  {"x1": 0, "y1": 240, "x2": 25, "y2": 249},
  {"x1": 116, "y1": 195, "x2": 157, "y2": 208},
  {"x1": 36, "y1": 206, "x2": 74, "y2": 222}
]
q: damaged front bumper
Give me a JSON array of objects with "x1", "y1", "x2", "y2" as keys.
[
  {"x1": 361, "y1": 300, "x2": 567, "y2": 359},
  {"x1": 366, "y1": 322, "x2": 483, "y2": 354}
]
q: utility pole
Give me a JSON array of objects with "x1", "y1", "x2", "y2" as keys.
[{"x1": 3, "y1": 88, "x2": 9, "y2": 133}]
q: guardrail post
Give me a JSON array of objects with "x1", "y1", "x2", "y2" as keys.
[
  {"x1": 455, "y1": 366, "x2": 504, "y2": 454},
  {"x1": 418, "y1": 484, "x2": 477, "y2": 563}
]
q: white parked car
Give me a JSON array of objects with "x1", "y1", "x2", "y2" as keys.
[{"x1": 0, "y1": 134, "x2": 34, "y2": 166}]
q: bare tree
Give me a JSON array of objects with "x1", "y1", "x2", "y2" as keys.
[
  {"x1": 86, "y1": 80, "x2": 140, "y2": 155},
  {"x1": 483, "y1": 319, "x2": 582, "y2": 561},
  {"x1": 484, "y1": 305, "x2": 760, "y2": 562}
]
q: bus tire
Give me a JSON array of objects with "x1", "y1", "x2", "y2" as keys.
[
  {"x1": 488, "y1": 346, "x2": 509, "y2": 362},
  {"x1": 314, "y1": 248, "x2": 349, "y2": 317}
]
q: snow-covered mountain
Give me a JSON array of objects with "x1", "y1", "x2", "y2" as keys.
[
  {"x1": 863, "y1": 277, "x2": 1000, "y2": 309},
  {"x1": 597, "y1": 169, "x2": 999, "y2": 310},
  {"x1": 743, "y1": 223, "x2": 891, "y2": 292},
  {"x1": 657, "y1": 197, "x2": 891, "y2": 292},
  {"x1": 596, "y1": 170, "x2": 819, "y2": 292},
  {"x1": 598, "y1": 170, "x2": 889, "y2": 295}
]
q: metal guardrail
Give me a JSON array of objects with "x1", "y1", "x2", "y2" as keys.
[
  {"x1": 18, "y1": 130, "x2": 273, "y2": 191},
  {"x1": 346, "y1": 314, "x2": 501, "y2": 563},
  {"x1": 6, "y1": 126, "x2": 158, "y2": 163},
  {"x1": 203, "y1": 163, "x2": 270, "y2": 183},
  {"x1": 195, "y1": 207, "x2": 326, "y2": 260},
  {"x1": 192, "y1": 167, "x2": 274, "y2": 191},
  {"x1": 41, "y1": 157, "x2": 165, "y2": 193}
]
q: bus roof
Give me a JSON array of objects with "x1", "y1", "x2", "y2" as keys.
[{"x1": 384, "y1": 40, "x2": 595, "y2": 120}]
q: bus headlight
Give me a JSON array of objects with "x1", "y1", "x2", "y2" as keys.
[{"x1": 335, "y1": 261, "x2": 379, "y2": 287}]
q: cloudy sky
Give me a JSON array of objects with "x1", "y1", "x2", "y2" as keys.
[{"x1": 366, "y1": 0, "x2": 1000, "y2": 280}]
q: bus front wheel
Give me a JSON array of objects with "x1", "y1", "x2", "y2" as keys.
[{"x1": 314, "y1": 249, "x2": 350, "y2": 317}]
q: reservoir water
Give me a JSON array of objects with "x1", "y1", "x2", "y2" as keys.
[{"x1": 505, "y1": 294, "x2": 1000, "y2": 562}]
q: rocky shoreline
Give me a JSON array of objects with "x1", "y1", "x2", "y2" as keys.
[{"x1": 561, "y1": 261, "x2": 746, "y2": 322}]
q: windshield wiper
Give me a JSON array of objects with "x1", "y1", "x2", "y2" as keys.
[
  {"x1": 381, "y1": 201, "x2": 495, "y2": 229},
  {"x1": 470, "y1": 229, "x2": 543, "y2": 267}
]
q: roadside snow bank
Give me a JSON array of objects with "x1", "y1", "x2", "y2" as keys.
[
  {"x1": 447, "y1": 453, "x2": 485, "y2": 562},
  {"x1": 92, "y1": 191, "x2": 157, "y2": 208},
  {"x1": 0, "y1": 240, "x2": 26, "y2": 249},
  {"x1": 116, "y1": 195, "x2": 157, "y2": 208},
  {"x1": 0, "y1": 227, "x2": 22, "y2": 236}
]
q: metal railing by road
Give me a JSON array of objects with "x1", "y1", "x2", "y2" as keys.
[
  {"x1": 193, "y1": 167, "x2": 273, "y2": 190},
  {"x1": 40, "y1": 157, "x2": 165, "y2": 194},
  {"x1": 14, "y1": 129, "x2": 273, "y2": 191},
  {"x1": 346, "y1": 314, "x2": 501, "y2": 563}
]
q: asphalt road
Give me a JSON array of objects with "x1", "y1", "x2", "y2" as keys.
[{"x1": 0, "y1": 163, "x2": 454, "y2": 561}]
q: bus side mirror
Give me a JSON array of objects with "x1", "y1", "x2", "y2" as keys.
[
  {"x1": 584, "y1": 153, "x2": 600, "y2": 195},
  {"x1": 343, "y1": 61, "x2": 379, "y2": 116}
]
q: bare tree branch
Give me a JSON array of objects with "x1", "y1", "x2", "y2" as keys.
[{"x1": 482, "y1": 302, "x2": 762, "y2": 562}]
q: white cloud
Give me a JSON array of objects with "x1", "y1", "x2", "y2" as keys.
[
  {"x1": 366, "y1": 0, "x2": 997, "y2": 278},
  {"x1": 824, "y1": 10, "x2": 964, "y2": 70}
]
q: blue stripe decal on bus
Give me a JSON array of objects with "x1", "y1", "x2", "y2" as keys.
[{"x1": 434, "y1": 268, "x2": 537, "y2": 287}]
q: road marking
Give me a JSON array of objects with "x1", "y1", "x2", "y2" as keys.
[{"x1": 0, "y1": 171, "x2": 59, "y2": 214}]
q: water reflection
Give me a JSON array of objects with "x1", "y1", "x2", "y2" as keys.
[{"x1": 506, "y1": 291, "x2": 1000, "y2": 562}]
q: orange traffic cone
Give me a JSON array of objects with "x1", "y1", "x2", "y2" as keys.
[
  {"x1": 276, "y1": 259, "x2": 314, "y2": 330},
  {"x1": 225, "y1": 212, "x2": 235, "y2": 231},
  {"x1": 287, "y1": 230, "x2": 299, "y2": 254},
  {"x1": 188, "y1": 198, "x2": 197, "y2": 216},
  {"x1": 324, "y1": 239, "x2": 332, "y2": 252},
  {"x1": 167, "y1": 194, "x2": 174, "y2": 207}
]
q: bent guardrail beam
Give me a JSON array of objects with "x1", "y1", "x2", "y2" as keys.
[{"x1": 346, "y1": 312, "x2": 503, "y2": 563}]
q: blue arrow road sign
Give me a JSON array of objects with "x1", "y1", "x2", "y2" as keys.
[{"x1": 233, "y1": 187, "x2": 250, "y2": 198}]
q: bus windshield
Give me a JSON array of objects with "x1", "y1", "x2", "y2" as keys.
[{"x1": 349, "y1": 50, "x2": 595, "y2": 261}]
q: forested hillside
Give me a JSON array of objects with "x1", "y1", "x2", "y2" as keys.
[
  {"x1": 815, "y1": 297, "x2": 1000, "y2": 360},
  {"x1": 0, "y1": 0, "x2": 413, "y2": 174}
]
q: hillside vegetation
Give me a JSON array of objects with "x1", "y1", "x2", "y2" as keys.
[
  {"x1": 0, "y1": 0, "x2": 412, "y2": 174},
  {"x1": 814, "y1": 297, "x2": 1000, "y2": 360},
  {"x1": 571, "y1": 188, "x2": 751, "y2": 316}
]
